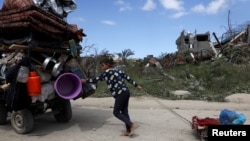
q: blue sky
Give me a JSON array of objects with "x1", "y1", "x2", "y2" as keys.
[{"x1": 1, "y1": 0, "x2": 250, "y2": 58}]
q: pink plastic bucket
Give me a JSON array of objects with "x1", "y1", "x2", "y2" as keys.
[{"x1": 54, "y1": 73, "x2": 82, "y2": 99}]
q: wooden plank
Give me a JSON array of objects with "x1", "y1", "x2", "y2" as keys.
[
  {"x1": 3, "y1": 44, "x2": 71, "y2": 54},
  {"x1": 8, "y1": 44, "x2": 28, "y2": 50}
]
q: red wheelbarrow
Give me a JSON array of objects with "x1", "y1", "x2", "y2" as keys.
[{"x1": 191, "y1": 116, "x2": 220, "y2": 141}]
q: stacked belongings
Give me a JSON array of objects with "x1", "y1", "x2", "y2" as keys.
[
  {"x1": 0, "y1": 0, "x2": 85, "y2": 47},
  {"x1": 0, "y1": 0, "x2": 95, "y2": 111}
]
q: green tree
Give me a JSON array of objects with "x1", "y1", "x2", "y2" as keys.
[{"x1": 115, "y1": 49, "x2": 135, "y2": 63}]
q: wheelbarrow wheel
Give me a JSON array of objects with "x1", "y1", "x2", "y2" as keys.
[
  {"x1": 201, "y1": 136, "x2": 207, "y2": 141},
  {"x1": 11, "y1": 109, "x2": 34, "y2": 134},
  {"x1": 53, "y1": 100, "x2": 72, "y2": 123},
  {"x1": 0, "y1": 104, "x2": 8, "y2": 125}
]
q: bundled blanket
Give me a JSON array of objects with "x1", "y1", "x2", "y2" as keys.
[{"x1": 0, "y1": 5, "x2": 85, "y2": 44}]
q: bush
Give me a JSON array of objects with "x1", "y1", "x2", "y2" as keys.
[{"x1": 91, "y1": 57, "x2": 250, "y2": 102}]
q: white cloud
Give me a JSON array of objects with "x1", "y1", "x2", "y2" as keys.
[
  {"x1": 206, "y1": 0, "x2": 227, "y2": 14},
  {"x1": 141, "y1": 0, "x2": 237, "y2": 18},
  {"x1": 101, "y1": 20, "x2": 116, "y2": 26},
  {"x1": 191, "y1": 4, "x2": 206, "y2": 13},
  {"x1": 114, "y1": 0, "x2": 132, "y2": 12},
  {"x1": 158, "y1": 0, "x2": 186, "y2": 18},
  {"x1": 171, "y1": 11, "x2": 188, "y2": 18},
  {"x1": 142, "y1": 0, "x2": 157, "y2": 11},
  {"x1": 159, "y1": 0, "x2": 184, "y2": 11},
  {"x1": 191, "y1": 0, "x2": 228, "y2": 15}
]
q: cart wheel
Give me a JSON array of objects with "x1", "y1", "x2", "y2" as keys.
[
  {"x1": 0, "y1": 104, "x2": 8, "y2": 125},
  {"x1": 11, "y1": 109, "x2": 34, "y2": 134},
  {"x1": 201, "y1": 137, "x2": 207, "y2": 141},
  {"x1": 53, "y1": 100, "x2": 72, "y2": 123},
  {"x1": 200, "y1": 130, "x2": 208, "y2": 141}
]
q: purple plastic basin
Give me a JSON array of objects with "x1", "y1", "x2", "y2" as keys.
[{"x1": 54, "y1": 73, "x2": 82, "y2": 99}]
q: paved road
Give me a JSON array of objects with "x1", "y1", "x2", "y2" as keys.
[{"x1": 0, "y1": 96, "x2": 249, "y2": 141}]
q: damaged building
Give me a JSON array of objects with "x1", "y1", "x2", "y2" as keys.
[{"x1": 175, "y1": 30, "x2": 218, "y2": 61}]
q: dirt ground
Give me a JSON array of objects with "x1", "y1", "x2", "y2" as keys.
[{"x1": 0, "y1": 95, "x2": 250, "y2": 141}]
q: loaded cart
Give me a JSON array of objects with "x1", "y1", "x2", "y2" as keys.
[
  {"x1": 191, "y1": 109, "x2": 246, "y2": 141},
  {"x1": 0, "y1": 0, "x2": 94, "y2": 134},
  {"x1": 191, "y1": 116, "x2": 220, "y2": 141}
]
